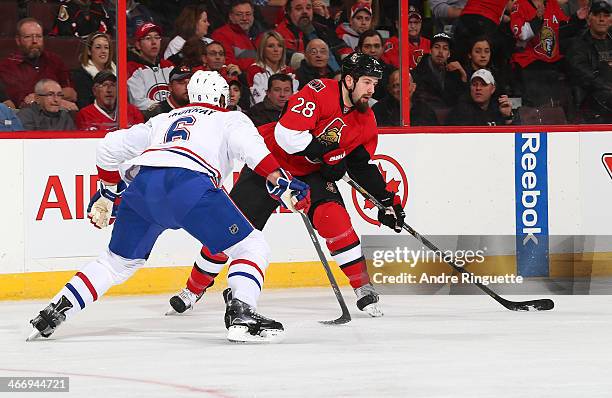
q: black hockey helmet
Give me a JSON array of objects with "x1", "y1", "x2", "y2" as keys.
[{"x1": 341, "y1": 52, "x2": 384, "y2": 82}]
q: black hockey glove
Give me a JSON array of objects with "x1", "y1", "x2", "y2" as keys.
[{"x1": 377, "y1": 195, "x2": 405, "y2": 233}]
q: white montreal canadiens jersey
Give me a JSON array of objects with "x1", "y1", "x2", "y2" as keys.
[{"x1": 96, "y1": 104, "x2": 271, "y2": 186}]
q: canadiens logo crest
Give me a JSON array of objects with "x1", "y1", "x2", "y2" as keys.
[
  {"x1": 351, "y1": 154, "x2": 408, "y2": 226},
  {"x1": 316, "y1": 117, "x2": 346, "y2": 146},
  {"x1": 148, "y1": 84, "x2": 170, "y2": 102}
]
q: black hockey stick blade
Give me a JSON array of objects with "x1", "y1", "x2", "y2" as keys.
[
  {"x1": 343, "y1": 176, "x2": 555, "y2": 312},
  {"x1": 499, "y1": 297, "x2": 555, "y2": 312},
  {"x1": 299, "y1": 212, "x2": 351, "y2": 325}
]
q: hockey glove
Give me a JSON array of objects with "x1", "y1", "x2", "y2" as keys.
[
  {"x1": 266, "y1": 169, "x2": 311, "y2": 213},
  {"x1": 377, "y1": 195, "x2": 405, "y2": 233},
  {"x1": 87, "y1": 180, "x2": 127, "y2": 229}
]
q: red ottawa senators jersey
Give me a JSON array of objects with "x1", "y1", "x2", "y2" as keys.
[
  {"x1": 258, "y1": 78, "x2": 378, "y2": 176},
  {"x1": 510, "y1": 0, "x2": 569, "y2": 68}
]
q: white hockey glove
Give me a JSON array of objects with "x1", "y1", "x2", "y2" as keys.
[
  {"x1": 266, "y1": 169, "x2": 311, "y2": 213},
  {"x1": 87, "y1": 180, "x2": 127, "y2": 229}
]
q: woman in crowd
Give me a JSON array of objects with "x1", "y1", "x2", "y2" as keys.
[
  {"x1": 163, "y1": 4, "x2": 212, "y2": 60},
  {"x1": 72, "y1": 32, "x2": 116, "y2": 109},
  {"x1": 246, "y1": 31, "x2": 297, "y2": 105},
  {"x1": 462, "y1": 36, "x2": 509, "y2": 95}
]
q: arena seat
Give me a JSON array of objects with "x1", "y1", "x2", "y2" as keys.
[
  {"x1": 518, "y1": 106, "x2": 567, "y2": 125},
  {"x1": 0, "y1": 1, "x2": 18, "y2": 37}
]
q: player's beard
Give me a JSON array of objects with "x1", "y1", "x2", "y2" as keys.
[{"x1": 352, "y1": 93, "x2": 370, "y2": 113}]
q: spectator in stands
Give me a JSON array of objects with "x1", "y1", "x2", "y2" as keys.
[
  {"x1": 276, "y1": 0, "x2": 351, "y2": 72},
  {"x1": 336, "y1": 2, "x2": 373, "y2": 50},
  {"x1": 143, "y1": 66, "x2": 192, "y2": 120},
  {"x1": 430, "y1": 0, "x2": 466, "y2": 34},
  {"x1": 294, "y1": 39, "x2": 339, "y2": 89},
  {"x1": 52, "y1": 0, "x2": 112, "y2": 38},
  {"x1": 17, "y1": 79, "x2": 76, "y2": 131},
  {"x1": 452, "y1": 0, "x2": 509, "y2": 61},
  {"x1": 126, "y1": 0, "x2": 155, "y2": 38},
  {"x1": 72, "y1": 32, "x2": 116, "y2": 109},
  {"x1": 336, "y1": 0, "x2": 381, "y2": 29},
  {"x1": 357, "y1": 30, "x2": 394, "y2": 100},
  {"x1": 202, "y1": 41, "x2": 242, "y2": 82},
  {"x1": 163, "y1": 5, "x2": 212, "y2": 60},
  {"x1": 167, "y1": 36, "x2": 208, "y2": 68},
  {"x1": 510, "y1": 0, "x2": 587, "y2": 107},
  {"x1": 76, "y1": 71, "x2": 143, "y2": 130},
  {"x1": 372, "y1": 68, "x2": 400, "y2": 126},
  {"x1": 245, "y1": 73, "x2": 293, "y2": 126},
  {"x1": 567, "y1": 0, "x2": 612, "y2": 123},
  {"x1": 211, "y1": 0, "x2": 266, "y2": 71},
  {"x1": 446, "y1": 69, "x2": 514, "y2": 125},
  {"x1": 408, "y1": 72, "x2": 440, "y2": 126},
  {"x1": 127, "y1": 22, "x2": 174, "y2": 111},
  {"x1": 462, "y1": 36, "x2": 509, "y2": 94},
  {"x1": 0, "y1": 84, "x2": 16, "y2": 110},
  {"x1": 412, "y1": 33, "x2": 468, "y2": 109},
  {"x1": 0, "y1": 18, "x2": 77, "y2": 110},
  {"x1": 228, "y1": 79, "x2": 243, "y2": 111},
  {"x1": 407, "y1": 6, "x2": 431, "y2": 70},
  {"x1": 246, "y1": 31, "x2": 298, "y2": 104},
  {"x1": 381, "y1": 9, "x2": 400, "y2": 68},
  {"x1": 0, "y1": 103, "x2": 24, "y2": 132}
]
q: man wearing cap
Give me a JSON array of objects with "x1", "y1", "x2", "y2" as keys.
[
  {"x1": 568, "y1": 0, "x2": 612, "y2": 123},
  {"x1": 76, "y1": 72, "x2": 144, "y2": 131},
  {"x1": 335, "y1": 2, "x2": 373, "y2": 50},
  {"x1": 412, "y1": 32, "x2": 467, "y2": 109},
  {"x1": 446, "y1": 69, "x2": 513, "y2": 125},
  {"x1": 127, "y1": 22, "x2": 175, "y2": 111},
  {"x1": 143, "y1": 65, "x2": 193, "y2": 120},
  {"x1": 0, "y1": 18, "x2": 77, "y2": 111}
]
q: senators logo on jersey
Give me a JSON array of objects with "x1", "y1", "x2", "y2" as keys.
[{"x1": 317, "y1": 117, "x2": 346, "y2": 146}]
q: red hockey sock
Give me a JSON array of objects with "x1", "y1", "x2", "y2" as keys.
[
  {"x1": 186, "y1": 246, "x2": 226, "y2": 294},
  {"x1": 312, "y1": 202, "x2": 371, "y2": 288}
]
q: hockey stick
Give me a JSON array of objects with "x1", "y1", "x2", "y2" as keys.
[
  {"x1": 299, "y1": 211, "x2": 352, "y2": 324},
  {"x1": 343, "y1": 176, "x2": 555, "y2": 312}
]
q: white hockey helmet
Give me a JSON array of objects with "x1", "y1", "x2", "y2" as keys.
[{"x1": 187, "y1": 70, "x2": 230, "y2": 108}]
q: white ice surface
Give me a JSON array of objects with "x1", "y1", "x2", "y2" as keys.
[{"x1": 1, "y1": 289, "x2": 611, "y2": 398}]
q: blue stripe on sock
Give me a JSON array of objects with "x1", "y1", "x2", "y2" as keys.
[
  {"x1": 66, "y1": 283, "x2": 85, "y2": 309},
  {"x1": 228, "y1": 271, "x2": 262, "y2": 290}
]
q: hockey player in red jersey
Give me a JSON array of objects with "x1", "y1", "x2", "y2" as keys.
[{"x1": 169, "y1": 52, "x2": 405, "y2": 317}]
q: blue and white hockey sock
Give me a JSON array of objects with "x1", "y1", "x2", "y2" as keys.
[{"x1": 227, "y1": 259, "x2": 265, "y2": 308}]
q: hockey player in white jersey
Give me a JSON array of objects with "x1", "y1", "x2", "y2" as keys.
[{"x1": 27, "y1": 71, "x2": 311, "y2": 343}]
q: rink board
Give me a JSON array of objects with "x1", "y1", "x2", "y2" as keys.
[{"x1": 0, "y1": 131, "x2": 611, "y2": 298}]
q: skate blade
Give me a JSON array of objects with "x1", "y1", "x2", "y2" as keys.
[
  {"x1": 227, "y1": 325, "x2": 285, "y2": 343},
  {"x1": 363, "y1": 303, "x2": 384, "y2": 317},
  {"x1": 26, "y1": 329, "x2": 42, "y2": 342},
  {"x1": 165, "y1": 308, "x2": 180, "y2": 316}
]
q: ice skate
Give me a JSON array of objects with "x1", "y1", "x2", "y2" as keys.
[
  {"x1": 355, "y1": 283, "x2": 383, "y2": 317},
  {"x1": 224, "y1": 298, "x2": 284, "y2": 343},
  {"x1": 166, "y1": 287, "x2": 205, "y2": 315},
  {"x1": 26, "y1": 296, "x2": 72, "y2": 341}
]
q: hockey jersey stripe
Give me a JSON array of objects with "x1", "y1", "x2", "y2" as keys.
[{"x1": 142, "y1": 146, "x2": 222, "y2": 186}]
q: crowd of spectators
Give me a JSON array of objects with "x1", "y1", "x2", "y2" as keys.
[{"x1": 0, "y1": 0, "x2": 610, "y2": 132}]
